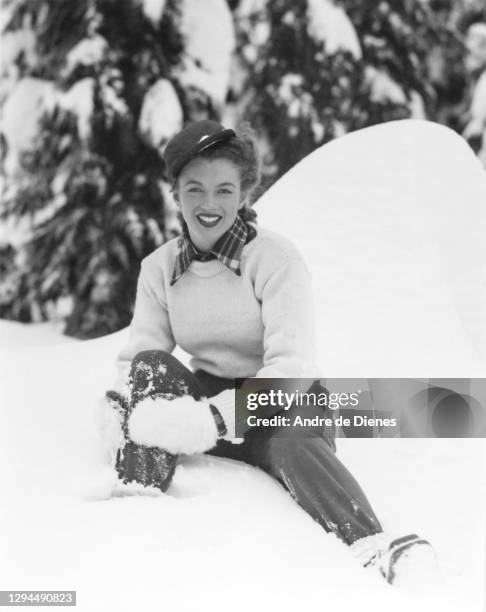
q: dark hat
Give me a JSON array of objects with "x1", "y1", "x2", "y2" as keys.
[{"x1": 163, "y1": 120, "x2": 236, "y2": 180}]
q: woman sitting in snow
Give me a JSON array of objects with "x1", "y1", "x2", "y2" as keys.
[{"x1": 103, "y1": 119, "x2": 437, "y2": 589}]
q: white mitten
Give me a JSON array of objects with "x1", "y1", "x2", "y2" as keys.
[
  {"x1": 128, "y1": 395, "x2": 219, "y2": 455},
  {"x1": 93, "y1": 393, "x2": 126, "y2": 465}
]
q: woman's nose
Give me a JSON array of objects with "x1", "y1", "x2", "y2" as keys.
[{"x1": 200, "y1": 193, "x2": 215, "y2": 209}]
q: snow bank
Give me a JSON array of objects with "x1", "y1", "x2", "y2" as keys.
[
  {"x1": 258, "y1": 119, "x2": 486, "y2": 375},
  {"x1": 0, "y1": 320, "x2": 76, "y2": 348},
  {"x1": 1, "y1": 121, "x2": 485, "y2": 611},
  {"x1": 0, "y1": 321, "x2": 484, "y2": 611}
]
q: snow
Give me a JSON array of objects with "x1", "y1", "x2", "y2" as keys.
[
  {"x1": 175, "y1": 0, "x2": 235, "y2": 107},
  {"x1": 306, "y1": 0, "x2": 362, "y2": 60},
  {"x1": 0, "y1": 1, "x2": 37, "y2": 77},
  {"x1": 465, "y1": 71, "x2": 486, "y2": 166},
  {"x1": 237, "y1": 0, "x2": 268, "y2": 18},
  {"x1": 0, "y1": 324, "x2": 485, "y2": 611},
  {"x1": 0, "y1": 213, "x2": 32, "y2": 248},
  {"x1": 65, "y1": 35, "x2": 107, "y2": 72},
  {"x1": 252, "y1": 20, "x2": 270, "y2": 46},
  {"x1": 1, "y1": 77, "x2": 56, "y2": 175},
  {"x1": 58, "y1": 78, "x2": 95, "y2": 140},
  {"x1": 258, "y1": 120, "x2": 486, "y2": 375},
  {"x1": 1, "y1": 121, "x2": 486, "y2": 610},
  {"x1": 0, "y1": 27, "x2": 37, "y2": 94},
  {"x1": 138, "y1": 79, "x2": 183, "y2": 149},
  {"x1": 409, "y1": 90, "x2": 427, "y2": 120},
  {"x1": 234, "y1": 0, "x2": 269, "y2": 64},
  {"x1": 365, "y1": 66, "x2": 407, "y2": 105},
  {"x1": 0, "y1": 320, "x2": 76, "y2": 347},
  {"x1": 471, "y1": 71, "x2": 486, "y2": 123},
  {"x1": 278, "y1": 73, "x2": 304, "y2": 117},
  {"x1": 464, "y1": 23, "x2": 486, "y2": 166},
  {"x1": 141, "y1": 0, "x2": 166, "y2": 25},
  {"x1": 465, "y1": 22, "x2": 486, "y2": 72}
]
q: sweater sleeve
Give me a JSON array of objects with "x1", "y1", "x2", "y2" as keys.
[
  {"x1": 232, "y1": 255, "x2": 319, "y2": 436},
  {"x1": 256, "y1": 255, "x2": 318, "y2": 379},
  {"x1": 112, "y1": 261, "x2": 176, "y2": 392}
]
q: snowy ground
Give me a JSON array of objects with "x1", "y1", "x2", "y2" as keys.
[
  {"x1": 1, "y1": 121, "x2": 485, "y2": 611},
  {"x1": 0, "y1": 322, "x2": 485, "y2": 612}
]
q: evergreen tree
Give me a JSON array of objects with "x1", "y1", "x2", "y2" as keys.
[
  {"x1": 231, "y1": 0, "x2": 460, "y2": 186},
  {"x1": 0, "y1": 0, "x2": 235, "y2": 337},
  {"x1": 1, "y1": 0, "x2": 483, "y2": 338}
]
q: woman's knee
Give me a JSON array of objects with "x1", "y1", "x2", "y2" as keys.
[
  {"x1": 132, "y1": 349, "x2": 172, "y2": 366},
  {"x1": 130, "y1": 349, "x2": 204, "y2": 400},
  {"x1": 130, "y1": 349, "x2": 188, "y2": 379}
]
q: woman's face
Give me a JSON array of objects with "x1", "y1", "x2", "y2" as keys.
[{"x1": 175, "y1": 157, "x2": 244, "y2": 252}]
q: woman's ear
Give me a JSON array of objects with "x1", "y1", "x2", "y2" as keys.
[{"x1": 173, "y1": 190, "x2": 181, "y2": 207}]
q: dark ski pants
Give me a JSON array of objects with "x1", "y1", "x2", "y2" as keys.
[{"x1": 129, "y1": 350, "x2": 383, "y2": 546}]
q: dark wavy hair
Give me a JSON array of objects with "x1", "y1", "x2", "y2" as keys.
[{"x1": 172, "y1": 122, "x2": 261, "y2": 223}]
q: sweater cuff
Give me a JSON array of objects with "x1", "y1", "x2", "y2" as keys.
[{"x1": 210, "y1": 389, "x2": 244, "y2": 444}]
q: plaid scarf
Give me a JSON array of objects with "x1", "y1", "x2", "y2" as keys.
[{"x1": 170, "y1": 213, "x2": 257, "y2": 286}]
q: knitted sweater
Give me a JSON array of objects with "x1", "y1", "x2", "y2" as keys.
[{"x1": 115, "y1": 225, "x2": 318, "y2": 390}]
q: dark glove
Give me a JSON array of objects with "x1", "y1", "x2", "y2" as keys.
[{"x1": 105, "y1": 390, "x2": 178, "y2": 493}]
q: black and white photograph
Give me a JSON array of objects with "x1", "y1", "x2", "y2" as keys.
[{"x1": 1, "y1": 1, "x2": 486, "y2": 611}]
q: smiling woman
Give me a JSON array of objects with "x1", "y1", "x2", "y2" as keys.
[
  {"x1": 100, "y1": 119, "x2": 438, "y2": 590},
  {"x1": 174, "y1": 157, "x2": 244, "y2": 251}
]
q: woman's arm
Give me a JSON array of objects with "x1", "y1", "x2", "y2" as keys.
[
  {"x1": 227, "y1": 255, "x2": 319, "y2": 436},
  {"x1": 257, "y1": 255, "x2": 318, "y2": 379}
]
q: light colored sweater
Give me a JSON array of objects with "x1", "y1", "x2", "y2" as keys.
[{"x1": 115, "y1": 225, "x2": 318, "y2": 391}]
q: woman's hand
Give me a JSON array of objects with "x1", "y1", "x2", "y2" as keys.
[
  {"x1": 127, "y1": 390, "x2": 242, "y2": 455},
  {"x1": 128, "y1": 395, "x2": 219, "y2": 455}
]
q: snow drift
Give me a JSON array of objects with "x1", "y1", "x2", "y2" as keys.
[
  {"x1": 1, "y1": 121, "x2": 485, "y2": 612},
  {"x1": 258, "y1": 120, "x2": 486, "y2": 376}
]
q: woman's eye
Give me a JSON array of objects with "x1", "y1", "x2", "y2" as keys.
[
  {"x1": 188, "y1": 187, "x2": 202, "y2": 193},
  {"x1": 218, "y1": 188, "x2": 233, "y2": 194}
]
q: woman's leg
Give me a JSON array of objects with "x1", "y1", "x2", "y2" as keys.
[
  {"x1": 241, "y1": 400, "x2": 383, "y2": 545},
  {"x1": 188, "y1": 372, "x2": 383, "y2": 543}
]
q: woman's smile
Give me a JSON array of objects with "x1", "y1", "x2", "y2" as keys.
[{"x1": 196, "y1": 213, "x2": 223, "y2": 228}]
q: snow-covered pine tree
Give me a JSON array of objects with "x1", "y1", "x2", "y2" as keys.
[
  {"x1": 461, "y1": 7, "x2": 486, "y2": 167},
  {"x1": 231, "y1": 0, "x2": 456, "y2": 186},
  {"x1": 0, "y1": 0, "x2": 235, "y2": 337},
  {"x1": 410, "y1": 1, "x2": 486, "y2": 165}
]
